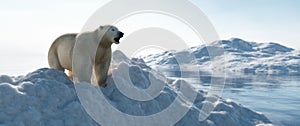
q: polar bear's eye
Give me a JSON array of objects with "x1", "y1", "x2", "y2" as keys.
[{"x1": 111, "y1": 29, "x2": 115, "y2": 31}]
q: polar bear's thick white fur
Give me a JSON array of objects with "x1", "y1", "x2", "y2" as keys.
[{"x1": 48, "y1": 25, "x2": 124, "y2": 87}]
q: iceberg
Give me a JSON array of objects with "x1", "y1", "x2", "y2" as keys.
[
  {"x1": 0, "y1": 51, "x2": 272, "y2": 126},
  {"x1": 142, "y1": 38, "x2": 300, "y2": 76}
]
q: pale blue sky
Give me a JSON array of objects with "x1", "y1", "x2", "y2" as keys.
[
  {"x1": 0, "y1": 0, "x2": 299, "y2": 75},
  {"x1": 194, "y1": 0, "x2": 300, "y2": 48}
]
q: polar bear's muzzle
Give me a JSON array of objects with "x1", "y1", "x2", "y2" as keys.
[{"x1": 114, "y1": 32, "x2": 124, "y2": 44}]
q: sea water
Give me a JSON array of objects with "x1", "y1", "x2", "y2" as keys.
[{"x1": 164, "y1": 71, "x2": 300, "y2": 126}]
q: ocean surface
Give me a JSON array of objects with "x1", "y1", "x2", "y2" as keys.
[{"x1": 164, "y1": 71, "x2": 300, "y2": 126}]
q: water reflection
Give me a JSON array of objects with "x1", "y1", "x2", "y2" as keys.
[{"x1": 161, "y1": 70, "x2": 300, "y2": 126}]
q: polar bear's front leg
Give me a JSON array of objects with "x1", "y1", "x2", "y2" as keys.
[{"x1": 94, "y1": 59, "x2": 110, "y2": 87}]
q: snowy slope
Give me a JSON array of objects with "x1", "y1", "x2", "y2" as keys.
[
  {"x1": 0, "y1": 51, "x2": 272, "y2": 126},
  {"x1": 0, "y1": 69, "x2": 99, "y2": 126},
  {"x1": 142, "y1": 38, "x2": 300, "y2": 75}
]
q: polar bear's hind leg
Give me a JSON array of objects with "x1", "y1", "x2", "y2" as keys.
[{"x1": 48, "y1": 44, "x2": 64, "y2": 72}]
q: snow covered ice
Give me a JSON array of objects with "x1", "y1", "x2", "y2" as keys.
[
  {"x1": 142, "y1": 38, "x2": 300, "y2": 76},
  {"x1": 0, "y1": 50, "x2": 272, "y2": 126}
]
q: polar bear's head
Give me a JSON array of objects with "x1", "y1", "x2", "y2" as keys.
[{"x1": 99, "y1": 25, "x2": 124, "y2": 44}]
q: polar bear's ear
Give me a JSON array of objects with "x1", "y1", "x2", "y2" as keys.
[{"x1": 99, "y1": 26, "x2": 104, "y2": 29}]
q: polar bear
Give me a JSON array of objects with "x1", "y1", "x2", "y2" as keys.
[{"x1": 48, "y1": 25, "x2": 124, "y2": 87}]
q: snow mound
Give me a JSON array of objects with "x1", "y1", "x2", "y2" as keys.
[
  {"x1": 142, "y1": 38, "x2": 300, "y2": 75},
  {"x1": 0, "y1": 68, "x2": 99, "y2": 126},
  {"x1": 0, "y1": 51, "x2": 272, "y2": 126}
]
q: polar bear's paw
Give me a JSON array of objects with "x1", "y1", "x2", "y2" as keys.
[{"x1": 98, "y1": 83, "x2": 107, "y2": 88}]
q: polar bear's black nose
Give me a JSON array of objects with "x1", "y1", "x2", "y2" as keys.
[{"x1": 119, "y1": 32, "x2": 124, "y2": 37}]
